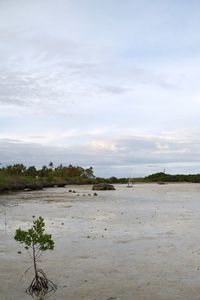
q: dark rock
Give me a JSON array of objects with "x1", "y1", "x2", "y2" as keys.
[
  {"x1": 92, "y1": 183, "x2": 115, "y2": 191},
  {"x1": 57, "y1": 183, "x2": 66, "y2": 187},
  {"x1": 13, "y1": 182, "x2": 43, "y2": 191},
  {"x1": 0, "y1": 187, "x2": 9, "y2": 193}
]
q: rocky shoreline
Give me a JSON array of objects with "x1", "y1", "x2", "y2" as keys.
[{"x1": 0, "y1": 181, "x2": 67, "y2": 193}]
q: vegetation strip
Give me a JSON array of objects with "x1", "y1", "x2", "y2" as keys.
[{"x1": 1, "y1": 164, "x2": 200, "y2": 193}]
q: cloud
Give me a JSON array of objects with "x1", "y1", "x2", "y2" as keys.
[
  {"x1": 1, "y1": 130, "x2": 200, "y2": 176},
  {"x1": 97, "y1": 84, "x2": 130, "y2": 95}
]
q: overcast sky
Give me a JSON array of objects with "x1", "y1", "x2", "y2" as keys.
[{"x1": 1, "y1": 0, "x2": 200, "y2": 177}]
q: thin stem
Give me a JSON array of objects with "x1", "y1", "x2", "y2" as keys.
[{"x1": 32, "y1": 243, "x2": 38, "y2": 280}]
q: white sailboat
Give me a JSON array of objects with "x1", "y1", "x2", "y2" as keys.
[{"x1": 126, "y1": 177, "x2": 133, "y2": 188}]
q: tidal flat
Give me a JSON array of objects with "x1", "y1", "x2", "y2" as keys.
[{"x1": 1, "y1": 184, "x2": 200, "y2": 300}]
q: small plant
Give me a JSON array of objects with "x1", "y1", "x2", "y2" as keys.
[{"x1": 14, "y1": 216, "x2": 56, "y2": 299}]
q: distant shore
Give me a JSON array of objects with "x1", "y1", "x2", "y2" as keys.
[
  {"x1": 0, "y1": 177, "x2": 95, "y2": 194},
  {"x1": 0, "y1": 180, "x2": 199, "y2": 195},
  {"x1": 1, "y1": 164, "x2": 200, "y2": 194}
]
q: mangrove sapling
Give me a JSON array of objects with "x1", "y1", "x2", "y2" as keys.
[{"x1": 14, "y1": 216, "x2": 57, "y2": 299}]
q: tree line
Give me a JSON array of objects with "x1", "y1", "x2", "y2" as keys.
[
  {"x1": 144, "y1": 172, "x2": 200, "y2": 183},
  {"x1": 0, "y1": 163, "x2": 94, "y2": 179},
  {"x1": 2, "y1": 164, "x2": 199, "y2": 184},
  {"x1": 0, "y1": 163, "x2": 128, "y2": 184}
]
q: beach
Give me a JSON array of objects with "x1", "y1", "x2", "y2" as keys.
[{"x1": 1, "y1": 184, "x2": 200, "y2": 299}]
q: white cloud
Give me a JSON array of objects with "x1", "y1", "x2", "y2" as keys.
[{"x1": 1, "y1": 129, "x2": 200, "y2": 176}]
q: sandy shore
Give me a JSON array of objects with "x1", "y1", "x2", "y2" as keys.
[{"x1": 1, "y1": 184, "x2": 200, "y2": 299}]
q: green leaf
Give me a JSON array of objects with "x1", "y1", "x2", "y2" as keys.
[{"x1": 14, "y1": 217, "x2": 54, "y2": 252}]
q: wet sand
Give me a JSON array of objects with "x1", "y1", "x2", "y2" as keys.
[{"x1": 1, "y1": 184, "x2": 200, "y2": 299}]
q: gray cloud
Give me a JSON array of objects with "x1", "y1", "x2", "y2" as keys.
[{"x1": 1, "y1": 133, "x2": 200, "y2": 177}]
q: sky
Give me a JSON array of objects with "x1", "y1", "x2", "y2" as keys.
[{"x1": 1, "y1": 0, "x2": 200, "y2": 177}]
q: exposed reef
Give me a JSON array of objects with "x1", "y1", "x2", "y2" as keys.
[{"x1": 92, "y1": 183, "x2": 115, "y2": 191}]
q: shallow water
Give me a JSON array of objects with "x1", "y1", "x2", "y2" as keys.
[{"x1": 1, "y1": 183, "x2": 200, "y2": 299}]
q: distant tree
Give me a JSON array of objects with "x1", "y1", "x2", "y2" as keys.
[
  {"x1": 48, "y1": 162, "x2": 54, "y2": 168},
  {"x1": 66, "y1": 165, "x2": 82, "y2": 177},
  {"x1": 5, "y1": 164, "x2": 26, "y2": 175},
  {"x1": 39, "y1": 165, "x2": 50, "y2": 177},
  {"x1": 109, "y1": 176, "x2": 118, "y2": 183},
  {"x1": 54, "y1": 164, "x2": 64, "y2": 177},
  {"x1": 26, "y1": 166, "x2": 37, "y2": 177},
  {"x1": 82, "y1": 167, "x2": 95, "y2": 178}
]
